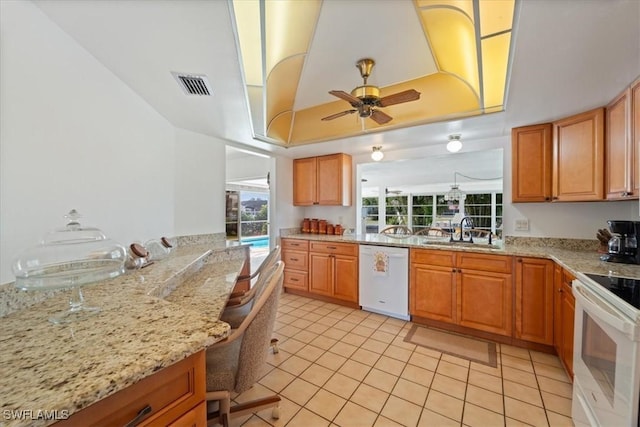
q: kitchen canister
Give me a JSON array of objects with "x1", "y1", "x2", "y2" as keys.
[
  {"x1": 310, "y1": 219, "x2": 319, "y2": 234},
  {"x1": 302, "y1": 218, "x2": 310, "y2": 233},
  {"x1": 327, "y1": 224, "x2": 334, "y2": 235},
  {"x1": 334, "y1": 224, "x2": 343, "y2": 235},
  {"x1": 319, "y1": 220, "x2": 327, "y2": 234}
]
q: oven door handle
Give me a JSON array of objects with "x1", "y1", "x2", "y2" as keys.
[{"x1": 573, "y1": 281, "x2": 636, "y2": 338}]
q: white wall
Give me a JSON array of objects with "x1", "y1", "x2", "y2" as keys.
[
  {"x1": 226, "y1": 152, "x2": 270, "y2": 183},
  {"x1": 272, "y1": 156, "x2": 303, "y2": 235},
  {"x1": 174, "y1": 128, "x2": 226, "y2": 236},
  {"x1": 0, "y1": 1, "x2": 176, "y2": 285}
]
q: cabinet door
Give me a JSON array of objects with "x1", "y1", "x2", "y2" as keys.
[
  {"x1": 512, "y1": 124, "x2": 553, "y2": 202},
  {"x1": 293, "y1": 157, "x2": 317, "y2": 206},
  {"x1": 605, "y1": 88, "x2": 632, "y2": 199},
  {"x1": 457, "y1": 270, "x2": 513, "y2": 336},
  {"x1": 309, "y1": 253, "x2": 332, "y2": 296},
  {"x1": 553, "y1": 263, "x2": 563, "y2": 354},
  {"x1": 316, "y1": 154, "x2": 351, "y2": 206},
  {"x1": 632, "y1": 78, "x2": 640, "y2": 198},
  {"x1": 333, "y1": 255, "x2": 358, "y2": 302},
  {"x1": 514, "y1": 258, "x2": 554, "y2": 345},
  {"x1": 560, "y1": 273, "x2": 575, "y2": 379},
  {"x1": 410, "y1": 264, "x2": 456, "y2": 323},
  {"x1": 552, "y1": 108, "x2": 605, "y2": 201}
]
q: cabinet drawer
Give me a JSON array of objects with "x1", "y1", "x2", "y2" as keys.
[
  {"x1": 410, "y1": 249, "x2": 455, "y2": 267},
  {"x1": 57, "y1": 350, "x2": 205, "y2": 427},
  {"x1": 282, "y1": 249, "x2": 308, "y2": 270},
  {"x1": 282, "y1": 238, "x2": 309, "y2": 251},
  {"x1": 457, "y1": 252, "x2": 512, "y2": 274},
  {"x1": 284, "y1": 270, "x2": 308, "y2": 290},
  {"x1": 309, "y1": 241, "x2": 358, "y2": 256}
]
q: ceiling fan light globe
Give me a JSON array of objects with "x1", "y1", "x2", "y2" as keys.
[
  {"x1": 446, "y1": 139, "x2": 462, "y2": 153},
  {"x1": 371, "y1": 147, "x2": 384, "y2": 161}
]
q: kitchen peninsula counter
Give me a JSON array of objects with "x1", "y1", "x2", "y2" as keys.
[
  {"x1": 283, "y1": 233, "x2": 640, "y2": 279},
  {"x1": 0, "y1": 241, "x2": 248, "y2": 426}
]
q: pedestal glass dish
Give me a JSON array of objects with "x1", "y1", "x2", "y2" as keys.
[{"x1": 12, "y1": 210, "x2": 126, "y2": 323}]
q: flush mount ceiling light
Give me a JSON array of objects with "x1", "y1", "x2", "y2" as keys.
[
  {"x1": 446, "y1": 134, "x2": 462, "y2": 153},
  {"x1": 371, "y1": 146, "x2": 384, "y2": 161}
]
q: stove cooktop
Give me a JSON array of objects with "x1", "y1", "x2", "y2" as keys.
[{"x1": 585, "y1": 273, "x2": 640, "y2": 310}]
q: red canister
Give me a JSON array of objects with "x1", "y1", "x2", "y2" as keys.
[
  {"x1": 302, "y1": 218, "x2": 310, "y2": 233},
  {"x1": 319, "y1": 220, "x2": 327, "y2": 234},
  {"x1": 327, "y1": 224, "x2": 334, "y2": 235},
  {"x1": 334, "y1": 224, "x2": 343, "y2": 235},
  {"x1": 310, "y1": 218, "x2": 319, "y2": 234}
]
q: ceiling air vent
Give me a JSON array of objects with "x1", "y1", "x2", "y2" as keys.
[{"x1": 171, "y1": 72, "x2": 213, "y2": 96}]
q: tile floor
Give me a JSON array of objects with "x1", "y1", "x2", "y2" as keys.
[{"x1": 227, "y1": 292, "x2": 574, "y2": 427}]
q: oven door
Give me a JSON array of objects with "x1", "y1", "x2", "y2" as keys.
[{"x1": 572, "y1": 280, "x2": 640, "y2": 427}]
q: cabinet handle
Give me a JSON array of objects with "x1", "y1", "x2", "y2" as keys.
[
  {"x1": 291, "y1": 243, "x2": 300, "y2": 246},
  {"x1": 545, "y1": 197, "x2": 550, "y2": 201},
  {"x1": 313, "y1": 202, "x2": 319, "y2": 205},
  {"x1": 552, "y1": 196, "x2": 559, "y2": 200},
  {"x1": 517, "y1": 258, "x2": 522, "y2": 263},
  {"x1": 124, "y1": 405, "x2": 152, "y2": 427},
  {"x1": 291, "y1": 278, "x2": 299, "y2": 282},
  {"x1": 290, "y1": 258, "x2": 298, "y2": 262},
  {"x1": 327, "y1": 246, "x2": 337, "y2": 250},
  {"x1": 558, "y1": 288, "x2": 563, "y2": 293},
  {"x1": 452, "y1": 268, "x2": 456, "y2": 273}
]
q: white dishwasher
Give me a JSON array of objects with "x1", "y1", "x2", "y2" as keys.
[{"x1": 359, "y1": 245, "x2": 409, "y2": 320}]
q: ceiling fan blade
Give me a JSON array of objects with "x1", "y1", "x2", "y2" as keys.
[
  {"x1": 370, "y1": 109, "x2": 393, "y2": 125},
  {"x1": 329, "y1": 90, "x2": 363, "y2": 106},
  {"x1": 378, "y1": 89, "x2": 421, "y2": 107},
  {"x1": 321, "y1": 109, "x2": 357, "y2": 121}
]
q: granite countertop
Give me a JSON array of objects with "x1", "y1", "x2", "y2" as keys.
[
  {"x1": 0, "y1": 242, "x2": 248, "y2": 427},
  {"x1": 283, "y1": 233, "x2": 640, "y2": 279}
]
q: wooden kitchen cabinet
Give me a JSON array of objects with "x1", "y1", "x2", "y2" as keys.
[
  {"x1": 511, "y1": 123, "x2": 553, "y2": 202},
  {"x1": 410, "y1": 249, "x2": 513, "y2": 337},
  {"x1": 554, "y1": 267, "x2": 575, "y2": 380},
  {"x1": 281, "y1": 238, "x2": 309, "y2": 292},
  {"x1": 56, "y1": 350, "x2": 206, "y2": 426},
  {"x1": 552, "y1": 108, "x2": 605, "y2": 201},
  {"x1": 514, "y1": 257, "x2": 555, "y2": 345},
  {"x1": 293, "y1": 153, "x2": 352, "y2": 206},
  {"x1": 632, "y1": 78, "x2": 640, "y2": 198},
  {"x1": 309, "y1": 241, "x2": 358, "y2": 303}
]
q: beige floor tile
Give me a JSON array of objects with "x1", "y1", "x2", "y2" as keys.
[
  {"x1": 305, "y1": 389, "x2": 347, "y2": 421},
  {"x1": 530, "y1": 351, "x2": 563, "y2": 368},
  {"x1": 361, "y1": 338, "x2": 390, "y2": 354},
  {"x1": 546, "y1": 410, "x2": 574, "y2": 427},
  {"x1": 505, "y1": 416, "x2": 534, "y2": 427},
  {"x1": 502, "y1": 366, "x2": 538, "y2": 388},
  {"x1": 317, "y1": 316, "x2": 340, "y2": 327},
  {"x1": 277, "y1": 305, "x2": 295, "y2": 314},
  {"x1": 323, "y1": 372, "x2": 360, "y2": 399},
  {"x1": 441, "y1": 353, "x2": 471, "y2": 368},
  {"x1": 300, "y1": 363, "x2": 334, "y2": 387},
  {"x1": 293, "y1": 330, "x2": 319, "y2": 344},
  {"x1": 381, "y1": 395, "x2": 423, "y2": 427},
  {"x1": 277, "y1": 314, "x2": 296, "y2": 324},
  {"x1": 374, "y1": 415, "x2": 404, "y2": 427},
  {"x1": 297, "y1": 344, "x2": 326, "y2": 362},
  {"x1": 463, "y1": 402, "x2": 505, "y2": 427},
  {"x1": 374, "y1": 355, "x2": 407, "y2": 376},
  {"x1": 333, "y1": 402, "x2": 378, "y2": 427},
  {"x1": 500, "y1": 344, "x2": 531, "y2": 360},
  {"x1": 361, "y1": 317, "x2": 386, "y2": 329},
  {"x1": 364, "y1": 367, "x2": 399, "y2": 393},
  {"x1": 391, "y1": 336, "x2": 417, "y2": 352},
  {"x1": 305, "y1": 312, "x2": 324, "y2": 323},
  {"x1": 352, "y1": 324, "x2": 377, "y2": 337},
  {"x1": 424, "y1": 389, "x2": 464, "y2": 422},
  {"x1": 340, "y1": 332, "x2": 368, "y2": 347},
  {"x1": 276, "y1": 324, "x2": 302, "y2": 337},
  {"x1": 401, "y1": 364, "x2": 434, "y2": 388},
  {"x1": 534, "y1": 363, "x2": 571, "y2": 383},
  {"x1": 383, "y1": 345, "x2": 413, "y2": 363},
  {"x1": 465, "y1": 384, "x2": 504, "y2": 414},
  {"x1": 291, "y1": 318, "x2": 314, "y2": 330},
  {"x1": 418, "y1": 408, "x2": 460, "y2": 427},
  {"x1": 255, "y1": 396, "x2": 300, "y2": 427},
  {"x1": 278, "y1": 338, "x2": 306, "y2": 354},
  {"x1": 333, "y1": 320, "x2": 357, "y2": 332},
  {"x1": 307, "y1": 323, "x2": 331, "y2": 335},
  {"x1": 311, "y1": 335, "x2": 339, "y2": 351},
  {"x1": 378, "y1": 323, "x2": 403, "y2": 335},
  {"x1": 313, "y1": 307, "x2": 333, "y2": 316},
  {"x1": 470, "y1": 360, "x2": 502, "y2": 378},
  {"x1": 504, "y1": 396, "x2": 549, "y2": 427},
  {"x1": 344, "y1": 313, "x2": 368, "y2": 324},
  {"x1": 370, "y1": 330, "x2": 397, "y2": 344},
  {"x1": 413, "y1": 345, "x2": 442, "y2": 359},
  {"x1": 351, "y1": 347, "x2": 382, "y2": 366},
  {"x1": 391, "y1": 377, "x2": 429, "y2": 406},
  {"x1": 325, "y1": 310, "x2": 348, "y2": 320},
  {"x1": 280, "y1": 378, "x2": 319, "y2": 406},
  {"x1": 240, "y1": 415, "x2": 271, "y2": 426},
  {"x1": 537, "y1": 376, "x2": 573, "y2": 399},
  {"x1": 408, "y1": 352, "x2": 439, "y2": 371},
  {"x1": 468, "y1": 370, "x2": 503, "y2": 394},
  {"x1": 324, "y1": 327, "x2": 348, "y2": 341},
  {"x1": 430, "y1": 373, "x2": 467, "y2": 400},
  {"x1": 235, "y1": 383, "x2": 278, "y2": 404},
  {"x1": 289, "y1": 308, "x2": 312, "y2": 318},
  {"x1": 316, "y1": 351, "x2": 348, "y2": 371},
  {"x1": 288, "y1": 407, "x2": 331, "y2": 427},
  {"x1": 350, "y1": 382, "x2": 391, "y2": 413},
  {"x1": 436, "y1": 360, "x2": 470, "y2": 382},
  {"x1": 279, "y1": 355, "x2": 312, "y2": 376},
  {"x1": 266, "y1": 349, "x2": 292, "y2": 367},
  {"x1": 338, "y1": 359, "x2": 372, "y2": 381},
  {"x1": 541, "y1": 391, "x2": 572, "y2": 417},
  {"x1": 502, "y1": 353, "x2": 535, "y2": 373},
  {"x1": 504, "y1": 380, "x2": 543, "y2": 407},
  {"x1": 258, "y1": 367, "x2": 295, "y2": 393},
  {"x1": 329, "y1": 341, "x2": 358, "y2": 358}
]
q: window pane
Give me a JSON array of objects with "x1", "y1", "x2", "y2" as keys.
[
  {"x1": 386, "y1": 196, "x2": 408, "y2": 226},
  {"x1": 362, "y1": 196, "x2": 379, "y2": 233},
  {"x1": 412, "y1": 195, "x2": 433, "y2": 232}
]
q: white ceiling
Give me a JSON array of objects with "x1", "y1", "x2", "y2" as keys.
[{"x1": 33, "y1": 0, "x2": 640, "y2": 162}]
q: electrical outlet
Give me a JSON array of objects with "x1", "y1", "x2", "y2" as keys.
[{"x1": 515, "y1": 219, "x2": 530, "y2": 231}]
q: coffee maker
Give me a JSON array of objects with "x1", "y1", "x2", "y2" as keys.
[{"x1": 600, "y1": 220, "x2": 640, "y2": 264}]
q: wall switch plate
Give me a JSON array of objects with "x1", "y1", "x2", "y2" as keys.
[{"x1": 515, "y1": 219, "x2": 530, "y2": 231}]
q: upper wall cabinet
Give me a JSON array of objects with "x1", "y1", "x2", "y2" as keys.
[
  {"x1": 552, "y1": 108, "x2": 605, "y2": 201},
  {"x1": 293, "y1": 153, "x2": 352, "y2": 206},
  {"x1": 512, "y1": 124, "x2": 553, "y2": 202},
  {"x1": 606, "y1": 78, "x2": 640, "y2": 200}
]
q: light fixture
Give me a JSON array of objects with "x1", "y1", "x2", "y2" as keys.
[
  {"x1": 371, "y1": 146, "x2": 384, "y2": 161},
  {"x1": 443, "y1": 172, "x2": 466, "y2": 203},
  {"x1": 446, "y1": 134, "x2": 462, "y2": 153}
]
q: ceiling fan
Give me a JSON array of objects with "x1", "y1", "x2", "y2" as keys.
[
  {"x1": 385, "y1": 188, "x2": 402, "y2": 195},
  {"x1": 321, "y1": 58, "x2": 421, "y2": 125}
]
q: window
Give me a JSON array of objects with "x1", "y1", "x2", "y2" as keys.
[
  {"x1": 385, "y1": 195, "x2": 408, "y2": 226},
  {"x1": 465, "y1": 193, "x2": 492, "y2": 231},
  {"x1": 362, "y1": 196, "x2": 379, "y2": 233},
  {"x1": 411, "y1": 195, "x2": 433, "y2": 233}
]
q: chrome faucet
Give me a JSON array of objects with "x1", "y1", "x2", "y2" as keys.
[{"x1": 459, "y1": 217, "x2": 474, "y2": 243}]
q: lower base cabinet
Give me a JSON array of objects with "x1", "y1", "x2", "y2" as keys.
[
  {"x1": 309, "y1": 242, "x2": 358, "y2": 303},
  {"x1": 515, "y1": 257, "x2": 555, "y2": 345},
  {"x1": 554, "y1": 267, "x2": 576, "y2": 379}
]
